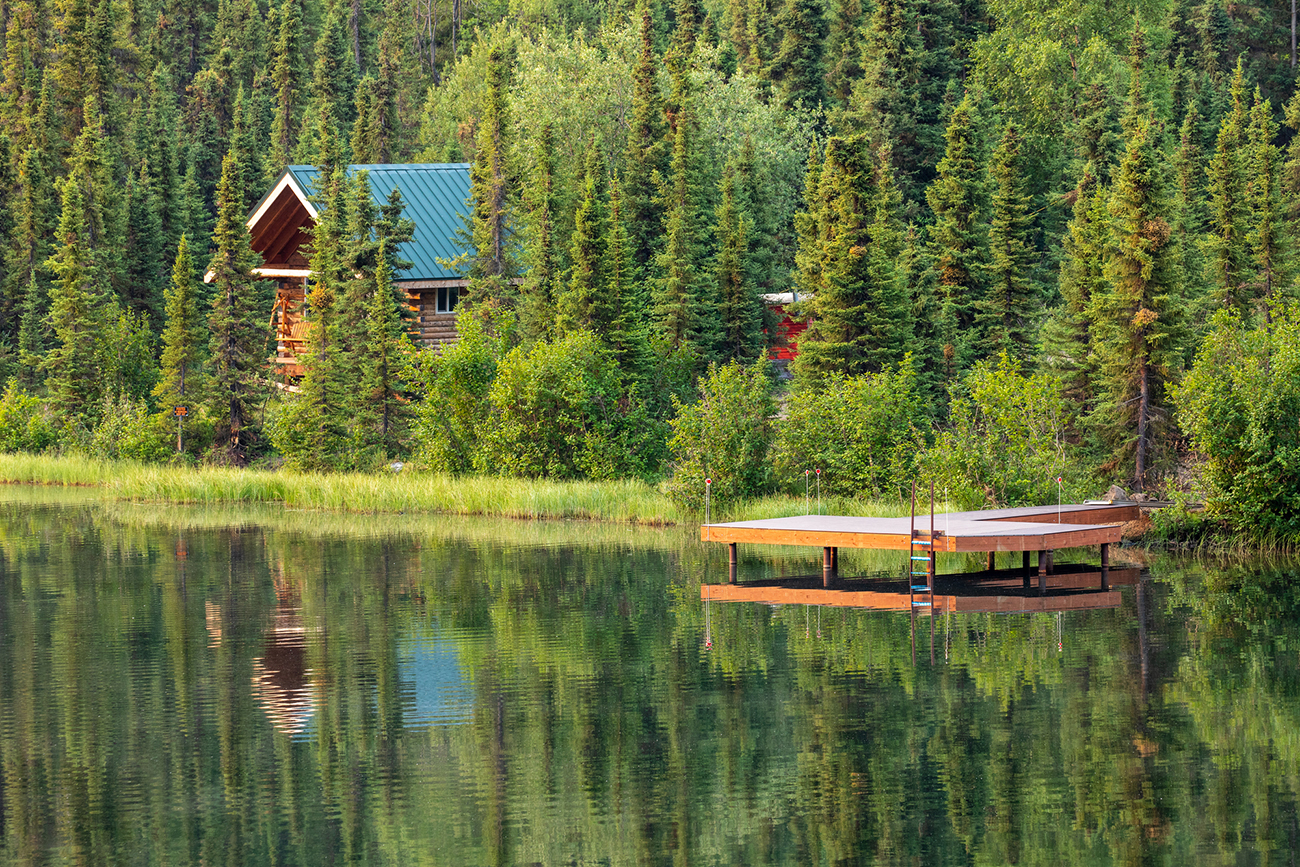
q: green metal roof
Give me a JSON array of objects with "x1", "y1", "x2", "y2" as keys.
[{"x1": 285, "y1": 163, "x2": 471, "y2": 282}]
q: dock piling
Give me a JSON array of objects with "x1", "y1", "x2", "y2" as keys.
[
  {"x1": 822, "y1": 546, "x2": 835, "y2": 587},
  {"x1": 1100, "y1": 542, "x2": 1109, "y2": 589},
  {"x1": 728, "y1": 542, "x2": 738, "y2": 584},
  {"x1": 1037, "y1": 550, "x2": 1047, "y2": 594}
]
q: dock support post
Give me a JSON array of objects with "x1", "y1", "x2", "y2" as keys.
[
  {"x1": 728, "y1": 542, "x2": 738, "y2": 584},
  {"x1": 1037, "y1": 550, "x2": 1047, "y2": 594},
  {"x1": 987, "y1": 551, "x2": 996, "y2": 572},
  {"x1": 1022, "y1": 550, "x2": 1031, "y2": 588},
  {"x1": 1100, "y1": 542, "x2": 1109, "y2": 589},
  {"x1": 1046, "y1": 549, "x2": 1055, "y2": 574},
  {"x1": 823, "y1": 547, "x2": 835, "y2": 587},
  {"x1": 831, "y1": 546, "x2": 839, "y2": 573}
]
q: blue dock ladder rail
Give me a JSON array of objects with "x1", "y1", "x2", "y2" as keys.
[{"x1": 908, "y1": 481, "x2": 936, "y2": 611}]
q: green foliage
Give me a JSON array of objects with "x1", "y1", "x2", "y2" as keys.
[
  {"x1": 926, "y1": 93, "x2": 989, "y2": 378},
  {"x1": 922, "y1": 354, "x2": 1086, "y2": 510},
  {"x1": 153, "y1": 235, "x2": 204, "y2": 412},
  {"x1": 413, "y1": 316, "x2": 501, "y2": 473},
  {"x1": 88, "y1": 390, "x2": 173, "y2": 463},
  {"x1": 206, "y1": 151, "x2": 267, "y2": 464},
  {"x1": 665, "y1": 359, "x2": 775, "y2": 511},
  {"x1": 1175, "y1": 306, "x2": 1300, "y2": 536},
  {"x1": 795, "y1": 135, "x2": 908, "y2": 378},
  {"x1": 0, "y1": 379, "x2": 57, "y2": 453},
  {"x1": 979, "y1": 123, "x2": 1039, "y2": 359},
  {"x1": 480, "y1": 330, "x2": 663, "y2": 480},
  {"x1": 772, "y1": 360, "x2": 927, "y2": 498}
]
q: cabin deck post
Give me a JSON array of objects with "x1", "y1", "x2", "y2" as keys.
[{"x1": 728, "y1": 542, "x2": 738, "y2": 584}]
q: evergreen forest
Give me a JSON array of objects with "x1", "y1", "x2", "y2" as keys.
[{"x1": 2, "y1": 0, "x2": 1300, "y2": 535}]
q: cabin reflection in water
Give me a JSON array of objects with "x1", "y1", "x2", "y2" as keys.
[{"x1": 251, "y1": 583, "x2": 319, "y2": 738}]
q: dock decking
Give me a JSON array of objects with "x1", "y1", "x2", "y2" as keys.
[
  {"x1": 701, "y1": 503, "x2": 1137, "y2": 553},
  {"x1": 701, "y1": 502, "x2": 1140, "y2": 590}
]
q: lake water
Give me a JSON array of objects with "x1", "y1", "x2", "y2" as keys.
[{"x1": 0, "y1": 490, "x2": 1297, "y2": 865}]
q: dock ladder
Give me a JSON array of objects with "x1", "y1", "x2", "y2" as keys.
[{"x1": 909, "y1": 481, "x2": 936, "y2": 612}]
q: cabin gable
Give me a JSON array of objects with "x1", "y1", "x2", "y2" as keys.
[{"x1": 245, "y1": 163, "x2": 472, "y2": 377}]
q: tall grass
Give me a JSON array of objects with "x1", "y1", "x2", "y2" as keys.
[{"x1": 0, "y1": 452, "x2": 942, "y2": 526}]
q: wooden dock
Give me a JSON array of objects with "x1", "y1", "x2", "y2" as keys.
[{"x1": 701, "y1": 502, "x2": 1140, "y2": 591}]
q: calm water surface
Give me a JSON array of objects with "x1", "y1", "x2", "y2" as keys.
[{"x1": 0, "y1": 492, "x2": 1297, "y2": 865}]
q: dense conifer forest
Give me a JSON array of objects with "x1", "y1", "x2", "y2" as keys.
[{"x1": 1, "y1": 0, "x2": 1299, "y2": 534}]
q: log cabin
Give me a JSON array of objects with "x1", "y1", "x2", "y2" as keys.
[{"x1": 241, "y1": 163, "x2": 471, "y2": 376}]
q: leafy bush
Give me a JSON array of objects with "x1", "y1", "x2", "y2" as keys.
[
  {"x1": 0, "y1": 379, "x2": 58, "y2": 453},
  {"x1": 413, "y1": 316, "x2": 502, "y2": 473},
  {"x1": 89, "y1": 390, "x2": 174, "y2": 463},
  {"x1": 665, "y1": 359, "x2": 775, "y2": 512},
  {"x1": 921, "y1": 353, "x2": 1087, "y2": 509},
  {"x1": 772, "y1": 360, "x2": 928, "y2": 498},
  {"x1": 479, "y1": 330, "x2": 663, "y2": 479},
  {"x1": 1175, "y1": 306, "x2": 1300, "y2": 536}
]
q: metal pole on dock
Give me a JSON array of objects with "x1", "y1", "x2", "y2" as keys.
[{"x1": 929, "y1": 481, "x2": 936, "y2": 654}]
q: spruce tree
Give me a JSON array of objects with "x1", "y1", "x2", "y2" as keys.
[
  {"x1": 518, "y1": 123, "x2": 559, "y2": 342},
  {"x1": 269, "y1": 0, "x2": 306, "y2": 173},
  {"x1": 925, "y1": 92, "x2": 989, "y2": 380},
  {"x1": 16, "y1": 271, "x2": 45, "y2": 387},
  {"x1": 206, "y1": 151, "x2": 265, "y2": 463},
  {"x1": 461, "y1": 43, "x2": 517, "y2": 315},
  {"x1": 1041, "y1": 167, "x2": 1108, "y2": 409},
  {"x1": 1172, "y1": 101, "x2": 1210, "y2": 325},
  {"x1": 605, "y1": 173, "x2": 648, "y2": 380},
  {"x1": 1093, "y1": 117, "x2": 1184, "y2": 491},
  {"x1": 624, "y1": 2, "x2": 669, "y2": 283},
  {"x1": 1206, "y1": 59, "x2": 1251, "y2": 313},
  {"x1": 767, "y1": 0, "x2": 828, "y2": 110},
  {"x1": 796, "y1": 136, "x2": 907, "y2": 378},
  {"x1": 288, "y1": 162, "x2": 351, "y2": 470},
  {"x1": 557, "y1": 141, "x2": 610, "y2": 336},
  {"x1": 3, "y1": 145, "x2": 52, "y2": 339},
  {"x1": 979, "y1": 123, "x2": 1039, "y2": 360},
  {"x1": 653, "y1": 100, "x2": 713, "y2": 356},
  {"x1": 123, "y1": 161, "x2": 167, "y2": 327},
  {"x1": 45, "y1": 175, "x2": 112, "y2": 419},
  {"x1": 357, "y1": 240, "x2": 414, "y2": 460},
  {"x1": 1247, "y1": 88, "x2": 1287, "y2": 320},
  {"x1": 153, "y1": 235, "x2": 204, "y2": 414},
  {"x1": 715, "y1": 163, "x2": 762, "y2": 363}
]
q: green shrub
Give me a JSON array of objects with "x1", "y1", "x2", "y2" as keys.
[
  {"x1": 0, "y1": 379, "x2": 58, "y2": 453},
  {"x1": 479, "y1": 330, "x2": 662, "y2": 479},
  {"x1": 772, "y1": 360, "x2": 927, "y2": 498},
  {"x1": 921, "y1": 353, "x2": 1088, "y2": 509},
  {"x1": 1175, "y1": 306, "x2": 1300, "y2": 536},
  {"x1": 413, "y1": 316, "x2": 502, "y2": 473},
  {"x1": 89, "y1": 390, "x2": 174, "y2": 463},
  {"x1": 665, "y1": 359, "x2": 775, "y2": 512}
]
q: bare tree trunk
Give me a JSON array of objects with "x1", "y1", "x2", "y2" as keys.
[
  {"x1": 350, "y1": 0, "x2": 363, "y2": 70},
  {"x1": 1135, "y1": 352, "x2": 1149, "y2": 492}
]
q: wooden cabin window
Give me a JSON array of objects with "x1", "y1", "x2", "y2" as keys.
[{"x1": 437, "y1": 285, "x2": 459, "y2": 314}]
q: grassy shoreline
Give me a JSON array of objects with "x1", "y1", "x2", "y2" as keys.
[{"x1": 0, "y1": 453, "x2": 927, "y2": 525}]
